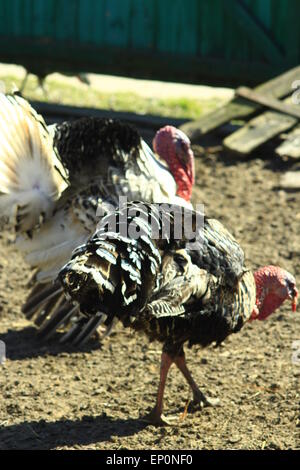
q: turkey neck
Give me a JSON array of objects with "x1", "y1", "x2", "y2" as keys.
[{"x1": 168, "y1": 153, "x2": 194, "y2": 202}]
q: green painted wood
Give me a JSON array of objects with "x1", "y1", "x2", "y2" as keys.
[
  {"x1": 198, "y1": 0, "x2": 223, "y2": 57},
  {"x1": 103, "y1": 0, "x2": 131, "y2": 47},
  {"x1": 157, "y1": 0, "x2": 197, "y2": 55},
  {"x1": 53, "y1": 0, "x2": 78, "y2": 41},
  {"x1": 10, "y1": 0, "x2": 21, "y2": 35},
  {"x1": 0, "y1": 1, "x2": 9, "y2": 35},
  {"x1": 78, "y1": 0, "x2": 93, "y2": 43},
  {"x1": 91, "y1": 0, "x2": 106, "y2": 45},
  {"x1": 0, "y1": 0, "x2": 300, "y2": 86},
  {"x1": 21, "y1": 0, "x2": 34, "y2": 37},
  {"x1": 223, "y1": 0, "x2": 284, "y2": 65},
  {"x1": 32, "y1": 0, "x2": 52, "y2": 37},
  {"x1": 130, "y1": 0, "x2": 155, "y2": 50},
  {"x1": 280, "y1": 0, "x2": 299, "y2": 65}
]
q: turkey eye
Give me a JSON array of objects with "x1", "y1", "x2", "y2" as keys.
[{"x1": 285, "y1": 279, "x2": 296, "y2": 296}]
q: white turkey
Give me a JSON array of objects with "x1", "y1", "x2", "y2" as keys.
[{"x1": 0, "y1": 92, "x2": 195, "y2": 342}]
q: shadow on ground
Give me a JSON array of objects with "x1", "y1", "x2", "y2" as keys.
[
  {"x1": 0, "y1": 326, "x2": 101, "y2": 361},
  {"x1": 0, "y1": 414, "x2": 148, "y2": 449}
]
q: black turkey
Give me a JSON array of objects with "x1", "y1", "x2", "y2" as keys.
[{"x1": 59, "y1": 202, "x2": 298, "y2": 425}]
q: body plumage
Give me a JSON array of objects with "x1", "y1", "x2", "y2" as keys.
[
  {"x1": 59, "y1": 202, "x2": 297, "y2": 424},
  {"x1": 0, "y1": 92, "x2": 195, "y2": 342}
]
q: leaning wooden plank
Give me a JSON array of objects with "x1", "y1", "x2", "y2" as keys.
[
  {"x1": 224, "y1": 111, "x2": 296, "y2": 155},
  {"x1": 180, "y1": 65, "x2": 300, "y2": 140},
  {"x1": 180, "y1": 98, "x2": 254, "y2": 140},
  {"x1": 280, "y1": 171, "x2": 300, "y2": 189},
  {"x1": 236, "y1": 87, "x2": 300, "y2": 119},
  {"x1": 276, "y1": 126, "x2": 300, "y2": 159}
]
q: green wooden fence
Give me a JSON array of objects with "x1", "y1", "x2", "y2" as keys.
[{"x1": 0, "y1": 0, "x2": 299, "y2": 86}]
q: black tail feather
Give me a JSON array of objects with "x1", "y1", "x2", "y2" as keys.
[
  {"x1": 22, "y1": 282, "x2": 63, "y2": 319},
  {"x1": 37, "y1": 302, "x2": 78, "y2": 340},
  {"x1": 34, "y1": 293, "x2": 64, "y2": 327},
  {"x1": 72, "y1": 313, "x2": 107, "y2": 346}
]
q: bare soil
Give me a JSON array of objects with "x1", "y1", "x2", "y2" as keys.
[{"x1": 0, "y1": 148, "x2": 299, "y2": 450}]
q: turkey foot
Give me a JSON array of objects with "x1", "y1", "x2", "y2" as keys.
[
  {"x1": 174, "y1": 353, "x2": 220, "y2": 411},
  {"x1": 143, "y1": 408, "x2": 174, "y2": 426},
  {"x1": 190, "y1": 389, "x2": 220, "y2": 410}
]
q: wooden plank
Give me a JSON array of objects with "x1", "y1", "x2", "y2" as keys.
[
  {"x1": 130, "y1": 0, "x2": 155, "y2": 50},
  {"x1": 180, "y1": 98, "x2": 255, "y2": 140},
  {"x1": 281, "y1": 0, "x2": 300, "y2": 65},
  {"x1": 236, "y1": 86, "x2": 300, "y2": 119},
  {"x1": 91, "y1": 0, "x2": 106, "y2": 45},
  {"x1": 104, "y1": 0, "x2": 131, "y2": 47},
  {"x1": 224, "y1": 109, "x2": 296, "y2": 155},
  {"x1": 276, "y1": 126, "x2": 300, "y2": 158},
  {"x1": 157, "y1": 0, "x2": 198, "y2": 55},
  {"x1": 180, "y1": 65, "x2": 300, "y2": 140},
  {"x1": 280, "y1": 171, "x2": 300, "y2": 189},
  {"x1": 54, "y1": 0, "x2": 78, "y2": 40},
  {"x1": 77, "y1": 0, "x2": 93, "y2": 43},
  {"x1": 32, "y1": 0, "x2": 50, "y2": 37}
]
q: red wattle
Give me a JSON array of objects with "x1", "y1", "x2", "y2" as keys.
[
  {"x1": 257, "y1": 293, "x2": 285, "y2": 320},
  {"x1": 171, "y1": 165, "x2": 193, "y2": 201}
]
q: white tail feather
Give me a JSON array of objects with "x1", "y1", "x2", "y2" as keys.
[{"x1": 0, "y1": 93, "x2": 68, "y2": 232}]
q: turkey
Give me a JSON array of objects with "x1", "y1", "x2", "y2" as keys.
[
  {"x1": 0, "y1": 92, "x2": 195, "y2": 342},
  {"x1": 58, "y1": 201, "x2": 298, "y2": 425},
  {"x1": 20, "y1": 64, "x2": 90, "y2": 96}
]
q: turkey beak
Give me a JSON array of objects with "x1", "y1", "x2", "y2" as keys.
[
  {"x1": 291, "y1": 287, "x2": 298, "y2": 312},
  {"x1": 287, "y1": 282, "x2": 298, "y2": 312}
]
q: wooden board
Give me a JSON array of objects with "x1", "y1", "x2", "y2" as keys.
[
  {"x1": 236, "y1": 86, "x2": 300, "y2": 119},
  {"x1": 223, "y1": 0, "x2": 285, "y2": 65},
  {"x1": 223, "y1": 110, "x2": 296, "y2": 154},
  {"x1": 280, "y1": 171, "x2": 300, "y2": 189},
  {"x1": 180, "y1": 65, "x2": 300, "y2": 140},
  {"x1": 276, "y1": 126, "x2": 300, "y2": 158}
]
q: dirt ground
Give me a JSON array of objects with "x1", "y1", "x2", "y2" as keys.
[{"x1": 0, "y1": 146, "x2": 299, "y2": 450}]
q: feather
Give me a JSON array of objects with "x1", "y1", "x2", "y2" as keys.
[
  {"x1": 72, "y1": 312, "x2": 108, "y2": 346},
  {"x1": 22, "y1": 282, "x2": 63, "y2": 318},
  {"x1": 0, "y1": 92, "x2": 68, "y2": 232},
  {"x1": 37, "y1": 302, "x2": 78, "y2": 340}
]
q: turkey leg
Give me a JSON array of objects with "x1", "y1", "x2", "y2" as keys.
[
  {"x1": 145, "y1": 351, "x2": 173, "y2": 425},
  {"x1": 174, "y1": 354, "x2": 220, "y2": 408}
]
